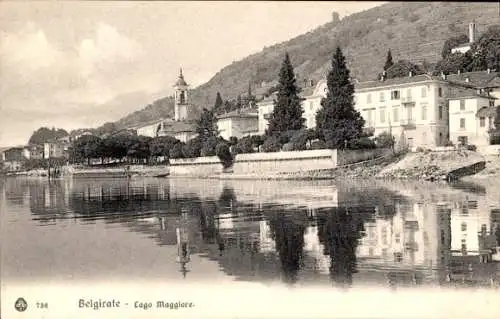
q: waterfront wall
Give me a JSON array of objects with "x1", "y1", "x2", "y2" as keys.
[
  {"x1": 231, "y1": 148, "x2": 391, "y2": 175},
  {"x1": 337, "y1": 148, "x2": 392, "y2": 166},
  {"x1": 232, "y1": 149, "x2": 337, "y2": 175},
  {"x1": 169, "y1": 156, "x2": 223, "y2": 176}
]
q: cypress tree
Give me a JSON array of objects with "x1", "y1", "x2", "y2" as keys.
[
  {"x1": 214, "y1": 92, "x2": 223, "y2": 114},
  {"x1": 315, "y1": 47, "x2": 365, "y2": 149},
  {"x1": 384, "y1": 49, "x2": 394, "y2": 71},
  {"x1": 266, "y1": 53, "x2": 305, "y2": 135}
]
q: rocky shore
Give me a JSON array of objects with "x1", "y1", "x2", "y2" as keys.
[
  {"x1": 375, "y1": 150, "x2": 486, "y2": 181},
  {"x1": 214, "y1": 150, "x2": 487, "y2": 182}
]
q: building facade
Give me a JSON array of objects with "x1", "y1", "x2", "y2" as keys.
[
  {"x1": 216, "y1": 108, "x2": 259, "y2": 140},
  {"x1": 43, "y1": 142, "x2": 65, "y2": 159},
  {"x1": 354, "y1": 74, "x2": 451, "y2": 148},
  {"x1": 448, "y1": 88, "x2": 496, "y2": 146},
  {"x1": 257, "y1": 80, "x2": 327, "y2": 135}
]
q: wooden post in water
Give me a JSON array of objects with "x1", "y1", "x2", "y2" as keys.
[{"x1": 176, "y1": 212, "x2": 190, "y2": 278}]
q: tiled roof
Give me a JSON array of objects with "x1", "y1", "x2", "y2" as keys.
[
  {"x1": 447, "y1": 86, "x2": 494, "y2": 100},
  {"x1": 160, "y1": 120, "x2": 196, "y2": 133},
  {"x1": 476, "y1": 106, "x2": 498, "y2": 118},
  {"x1": 446, "y1": 71, "x2": 499, "y2": 88},
  {"x1": 129, "y1": 118, "x2": 166, "y2": 130},
  {"x1": 355, "y1": 74, "x2": 441, "y2": 90},
  {"x1": 217, "y1": 108, "x2": 258, "y2": 119}
]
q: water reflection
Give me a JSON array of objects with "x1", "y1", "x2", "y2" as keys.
[{"x1": 2, "y1": 177, "x2": 500, "y2": 288}]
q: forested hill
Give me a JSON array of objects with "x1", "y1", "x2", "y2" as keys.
[{"x1": 112, "y1": 2, "x2": 499, "y2": 130}]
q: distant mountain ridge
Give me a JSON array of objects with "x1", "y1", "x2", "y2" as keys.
[{"x1": 111, "y1": 2, "x2": 500, "y2": 130}]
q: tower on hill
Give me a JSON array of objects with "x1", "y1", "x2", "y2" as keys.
[{"x1": 174, "y1": 68, "x2": 189, "y2": 121}]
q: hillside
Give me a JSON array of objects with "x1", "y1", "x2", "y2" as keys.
[{"x1": 111, "y1": 2, "x2": 500, "y2": 130}]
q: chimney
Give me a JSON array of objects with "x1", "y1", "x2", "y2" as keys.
[
  {"x1": 441, "y1": 72, "x2": 447, "y2": 80},
  {"x1": 380, "y1": 71, "x2": 387, "y2": 81},
  {"x1": 487, "y1": 68, "x2": 491, "y2": 74},
  {"x1": 469, "y1": 21, "x2": 476, "y2": 43},
  {"x1": 465, "y1": 77, "x2": 470, "y2": 83},
  {"x1": 457, "y1": 69, "x2": 461, "y2": 75},
  {"x1": 409, "y1": 71, "x2": 413, "y2": 77}
]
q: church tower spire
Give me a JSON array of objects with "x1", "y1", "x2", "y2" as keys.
[{"x1": 174, "y1": 67, "x2": 189, "y2": 121}]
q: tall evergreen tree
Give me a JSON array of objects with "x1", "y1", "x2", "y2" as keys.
[
  {"x1": 315, "y1": 47, "x2": 365, "y2": 149},
  {"x1": 384, "y1": 49, "x2": 394, "y2": 71},
  {"x1": 266, "y1": 53, "x2": 305, "y2": 135},
  {"x1": 214, "y1": 92, "x2": 224, "y2": 114},
  {"x1": 195, "y1": 108, "x2": 218, "y2": 140},
  {"x1": 236, "y1": 94, "x2": 243, "y2": 109}
]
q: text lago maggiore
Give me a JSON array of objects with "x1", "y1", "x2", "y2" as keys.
[{"x1": 78, "y1": 299, "x2": 195, "y2": 310}]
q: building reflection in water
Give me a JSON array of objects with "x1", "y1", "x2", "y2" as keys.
[{"x1": 17, "y1": 178, "x2": 500, "y2": 288}]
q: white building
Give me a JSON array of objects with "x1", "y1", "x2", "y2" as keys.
[
  {"x1": 133, "y1": 119, "x2": 165, "y2": 138},
  {"x1": 450, "y1": 22, "x2": 477, "y2": 54},
  {"x1": 354, "y1": 74, "x2": 451, "y2": 148},
  {"x1": 257, "y1": 80, "x2": 327, "y2": 135},
  {"x1": 216, "y1": 108, "x2": 259, "y2": 140},
  {"x1": 448, "y1": 87, "x2": 496, "y2": 146},
  {"x1": 43, "y1": 142, "x2": 65, "y2": 159}
]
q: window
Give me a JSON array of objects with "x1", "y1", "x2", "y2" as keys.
[
  {"x1": 406, "y1": 88, "x2": 412, "y2": 99},
  {"x1": 393, "y1": 107, "x2": 399, "y2": 122},
  {"x1": 460, "y1": 118, "x2": 466, "y2": 129},
  {"x1": 395, "y1": 233, "x2": 400, "y2": 243},
  {"x1": 490, "y1": 100, "x2": 495, "y2": 107},
  {"x1": 458, "y1": 135, "x2": 468, "y2": 146},
  {"x1": 421, "y1": 87, "x2": 427, "y2": 98},
  {"x1": 367, "y1": 93, "x2": 372, "y2": 104},
  {"x1": 438, "y1": 87, "x2": 443, "y2": 97},
  {"x1": 422, "y1": 105, "x2": 427, "y2": 120},
  {"x1": 480, "y1": 117, "x2": 485, "y2": 127},
  {"x1": 461, "y1": 223, "x2": 467, "y2": 231},
  {"x1": 481, "y1": 224, "x2": 487, "y2": 234},
  {"x1": 438, "y1": 105, "x2": 443, "y2": 120},
  {"x1": 460, "y1": 100, "x2": 465, "y2": 110},
  {"x1": 394, "y1": 252, "x2": 403, "y2": 262},
  {"x1": 380, "y1": 108, "x2": 386, "y2": 123},
  {"x1": 440, "y1": 230, "x2": 445, "y2": 245},
  {"x1": 391, "y1": 90, "x2": 400, "y2": 100},
  {"x1": 379, "y1": 92, "x2": 385, "y2": 102},
  {"x1": 309, "y1": 101, "x2": 313, "y2": 111}
]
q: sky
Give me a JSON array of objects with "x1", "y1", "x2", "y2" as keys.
[{"x1": 0, "y1": 1, "x2": 384, "y2": 147}]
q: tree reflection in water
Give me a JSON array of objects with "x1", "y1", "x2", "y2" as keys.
[
  {"x1": 317, "y1": 207, "x2": 366, "y2": 289},
  {"x1": 268, "y1": 213, "x2": 306, "y2": 285}
]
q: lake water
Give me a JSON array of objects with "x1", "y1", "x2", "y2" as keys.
[{"x1": 1, "y1": 176, "x2": 500, "y2": 318}]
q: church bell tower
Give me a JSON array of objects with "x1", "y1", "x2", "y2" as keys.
[{"x1": 174, "y1": 68, "x2": 189, "y2": 121}]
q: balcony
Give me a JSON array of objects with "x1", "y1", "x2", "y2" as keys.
[
  {"x1": 400, "y1": 118, "x2": 416, "y2": 129},
  {"x1": 401, "y1": 96, "x2": 414, "y2": 103},
  {"x1": 404, "y1": 242, "x2": 419, "y2": 251}
]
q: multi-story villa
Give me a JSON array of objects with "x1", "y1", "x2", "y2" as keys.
[
  {"x1": 448, "y1": 87, "x2": 496, "y2": 146},
  {"x1": 354, "y1": 73, "x2": 452, "y2": 148}
]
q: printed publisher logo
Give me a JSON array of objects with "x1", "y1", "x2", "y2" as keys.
[{"x1": 15, "y1": 297, "x2": 28, "y2": 312}]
